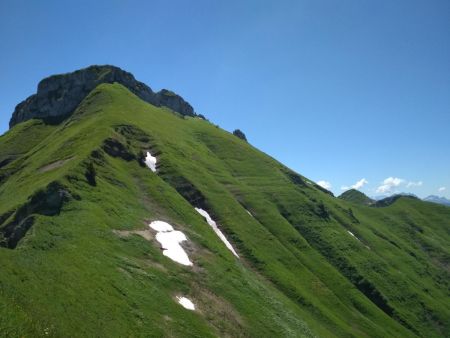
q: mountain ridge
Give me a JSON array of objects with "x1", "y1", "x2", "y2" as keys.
[
  {"x1": 9, "y1": 65, "x2": 197, "y2": 128},
  {"x1": 1, "y1": 70, "x2": 449, "y2": 337}
]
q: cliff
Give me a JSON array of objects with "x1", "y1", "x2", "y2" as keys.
[{"x1": 9, "y1": 65, "x2": 196, "y2": 128}]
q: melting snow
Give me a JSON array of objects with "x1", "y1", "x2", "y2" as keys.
[
  {"x1": 149, "y1": 221, "x2": 193, "y2": 266},
  {"x1": 150, "y1": 220, "x2": 173, "y2": 232},
  {"x1": 177, "y1": 296, "x2": 195, "y2": 310},
  {"x1": 145, "y1": 151, "x2": 157, "y2": 172},
  {"x1": 347, "y1": 230, "x2": 357, "y2": 238},
  {"x1": 347, "y1": 230, "x2": 370, "y2": 249},
  {"x1": 195, "y1": 208, "x2": 239, "y2": 258}
]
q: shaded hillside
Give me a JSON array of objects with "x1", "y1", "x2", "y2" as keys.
[{"x1": 373, "y1": 194, "x2": 420, "y2": 207}]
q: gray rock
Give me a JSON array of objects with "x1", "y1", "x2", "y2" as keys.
[
  {"x1": 155, "y1": 89, "x2": 195, "y2": 117},
  {"x1": 9, "y1": 65, "x2": 197, "y2": 128},
  {"x1": 232, "y1": 129, "x2": 247, "y2": 142}
]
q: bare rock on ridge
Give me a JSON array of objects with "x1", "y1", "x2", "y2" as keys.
[{"x1": 9, "y1": 65, "x2": 196, "y2": 128}]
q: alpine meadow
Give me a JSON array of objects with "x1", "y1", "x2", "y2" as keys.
[{"x1": 0, "y1": 65, "x2": 449, "y2": 337}]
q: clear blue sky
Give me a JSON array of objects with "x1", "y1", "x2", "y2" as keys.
[{"x1": 1, "y1": 0, "x2": 449, "y2": 198}]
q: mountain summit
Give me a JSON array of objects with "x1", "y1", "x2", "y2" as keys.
[
  {"x1": 338, "y1": 189, "x2": 374, "y2": 205},
  {"x1": 9, "y1": 65, "x2": 196, "y2": 128},
  {"x1": 1, "y1": 67, "x2": 449, "y2": 337}
]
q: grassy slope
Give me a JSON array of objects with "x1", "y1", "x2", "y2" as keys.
[
  {"x1": 338, "y1": 189, "x2": 374, "y2": 206},
  {"x1": 0, "y1": 83, "x2": 448, "y2": 337}
]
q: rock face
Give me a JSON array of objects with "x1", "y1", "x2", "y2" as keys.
[
  {"x1": 9, "y1": 65, "x2": 197, "y2": 128},
  {"x1": 0, "y1": 182, "x2": 71, "y2": 249},
  {"x1": 232, "y1": 129, "x2": 247, "y2": 142}
]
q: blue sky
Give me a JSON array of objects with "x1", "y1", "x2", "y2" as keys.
[{"x1": 1, "y1": 0, "x2": 449, "y2": 198}]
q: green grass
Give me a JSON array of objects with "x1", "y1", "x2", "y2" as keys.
[
  {"x1": 0, "y1": 83, "x2": 448, "y2": 337},
  {"x1": 338, "y1": 189, "x2": 374, "y2": 206}
]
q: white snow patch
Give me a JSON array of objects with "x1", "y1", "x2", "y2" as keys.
[
  {"x1": 347, "y1": 230, "x2": 370, "y2": 249},
  {"x1": 149, "y1": 220, "x2": 173, "y2": 232},
  {"x1": 195, "y1": 208, "x2": 239, "y2": 258},
  {"x1": 347, "y1": 230, "x2": 357, "y2": 238},
  {"x1": 149, "y1": 221, "x2": 193, "y2": 266},
  {"x1": 177, "y1": 296, "x2": 195, "y2": 310},
  {"x1": 145, "y1": 151, "x2": 157, "y2": 172}
]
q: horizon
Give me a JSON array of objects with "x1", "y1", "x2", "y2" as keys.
[{"x1": 1, "y1": 0, "x2": 449, "y2": 198}]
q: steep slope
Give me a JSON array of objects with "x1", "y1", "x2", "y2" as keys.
[
  {"x1": 0, "y1": 82, "x2": 449, "y2": 337},
  {"x1": 338, "y1": 189, "x2": 374, "y2": 206}
]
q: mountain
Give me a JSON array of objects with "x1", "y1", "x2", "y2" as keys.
[
  {"x1": 338, "y1": 189, "x2": 374, "y2": 205},
  {"x1": 423, "y1": 195, "x2": 450, "y2": 206},
  {"x1": 340, "y1": 191, "x2": 423, "y2": 208},
  {"x1": 371, "y1": 193, "x2": 418, "y2": 201},
  {"x1": 9, "y1": 65, "x2": 196, "y2": 128},
  {"x1": 1, "y1": 66, "x2": 449, "y2": 337},
  {"x1": 373, "y1": 194, "x2": 420, "y2": 207},
  {"x1": 371, "y1": 195, "x2": 389, "y2": 201}
]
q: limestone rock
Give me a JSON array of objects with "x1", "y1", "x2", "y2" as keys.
[
  {"x1": 9, "y1": 65, "x2": 197, "y2": 128},
  {"x1": 232, "y1": 129, "x2": 247, "y2": 142}
]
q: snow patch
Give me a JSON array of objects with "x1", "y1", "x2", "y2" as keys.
[
  {"x1": 145, "y1": 151, "x2": 157, "y2": 172},
  {"x1": 347, "y1": 230, "x2": 357, "y2": 239},
  {"x1": 149, "y1": 220, "x2": 173, "y2": 232},
  {"x1": 347, "y1": 230, "x2": 370, "y2": 249},
  {"x1": 177, "y1": 296, "x2": 195, "y2": 310},
  {"x1": 149, "y1": 221, "x2": 193, "y2": 266},
  {"x1": 195, "y1": 208, "x2": 239, "y2": 258}
]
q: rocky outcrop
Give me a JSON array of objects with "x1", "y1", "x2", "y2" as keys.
[
  {"x1": 232, "y1": 129, "x2": 247, "y2": 141},
  {"x1": 9, "y1": 65, "x2": 197, "y2": 128},
  {"x1": 155, "y1": 89, "x2": 195, "y2": 117},
  {"x1": 0, "y1": 182, "x2": 71, "y2": 248}
]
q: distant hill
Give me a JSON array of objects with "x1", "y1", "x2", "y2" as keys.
[
  {"x1": 373, "y1": 194, "x2": 420, "y2": 207},
  {"x1": 423, "y1": 195, "x2": 450, "y2": 206},
  {"x1": 338, "y1": 189, "x2": 374, "y2": 205},
  {"x1": 372, "y1": 193, "x2": 418, "y2": 201}
]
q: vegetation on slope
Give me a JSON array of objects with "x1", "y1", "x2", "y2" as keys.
[
  {"x1": 338, "y1": 189, "x2": 374, "y2": 206},
  {"x1": 0, "y1": 83, "x2": 449, "y2": 337}
]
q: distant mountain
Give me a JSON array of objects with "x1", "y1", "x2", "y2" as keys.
[
  {"x1": 371, "y1": 193, "x2": 417, "y2": 202},
  {"x1": 371, "y1": 195, "x2": 388, "y2": 201},
  {"x1": 423, "y1": 195, "x2": 450, "y2": 206},
  {"x1": 338, "y1": 189, "x2": 374, "y2": 205},
  {"x1": 373, "y1": 194, "x2": 420, "y2": 207}
]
